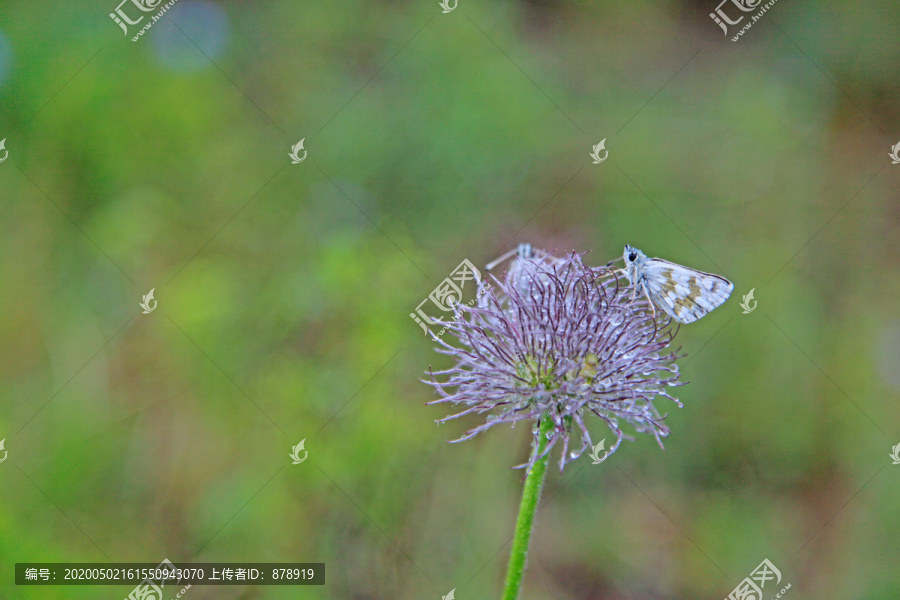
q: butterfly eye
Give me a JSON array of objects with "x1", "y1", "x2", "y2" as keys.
[{"x1": 628, "y1": 252, "x2": 637, "y2": 261}]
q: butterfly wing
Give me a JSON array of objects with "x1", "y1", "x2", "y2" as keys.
[{"x1": 639, "y1": 259, "x2": 733, "y2": 324}]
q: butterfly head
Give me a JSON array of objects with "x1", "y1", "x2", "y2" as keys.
[
  {"x1": 623, "y1": 245, "x2": 646, "y2": 267},
  {"x1": 621, "y1": 245, "x2": 647, "y2": 285}
]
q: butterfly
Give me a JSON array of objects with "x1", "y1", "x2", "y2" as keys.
[{"x1": 619, "y1": 244, "x2": 733, "y2": 324}]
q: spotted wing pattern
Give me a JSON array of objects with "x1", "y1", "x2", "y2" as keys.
[{"x1": 639, "y1": 259, "x2": 733, "y2": 324}]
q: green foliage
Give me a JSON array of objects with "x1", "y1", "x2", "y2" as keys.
[{"x1": 1, "y1": 1, "x2": 899, "y2": 598}]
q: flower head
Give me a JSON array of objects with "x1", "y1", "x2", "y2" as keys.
[{"x1": 425, "y1": 248, "x2": 684, "y2": 472}]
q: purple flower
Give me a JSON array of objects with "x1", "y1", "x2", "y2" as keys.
[{"x1": 425, "y1": 249, "x2": 684, "y2": 472}]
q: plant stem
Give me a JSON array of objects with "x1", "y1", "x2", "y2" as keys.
[{"x1": 501, "y1": 414, "x2": 554, "y2": 600}]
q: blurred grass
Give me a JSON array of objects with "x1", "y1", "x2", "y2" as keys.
[{"x1": 1, "y1": 0, "x2": 899, "y2": 598}]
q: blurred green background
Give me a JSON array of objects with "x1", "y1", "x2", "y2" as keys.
[{"x1": 1, "y1": 0, "x2": 899, "y2": 598}]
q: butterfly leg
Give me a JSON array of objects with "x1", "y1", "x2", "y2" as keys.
[
  {"x1": 643, "y1": 289, "x2": 656, "y2": 318},
  {"x1": 619, "y1": 270, "x2": 640, "y2": 303}
]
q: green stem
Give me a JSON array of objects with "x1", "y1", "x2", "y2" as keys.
[{"x1": 501, "y1": 414, "x2": 554, "y2": 600}]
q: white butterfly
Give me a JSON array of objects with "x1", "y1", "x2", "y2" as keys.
[{"x1": 619, "y1": 244, "x2": 733, "y2": 324}]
